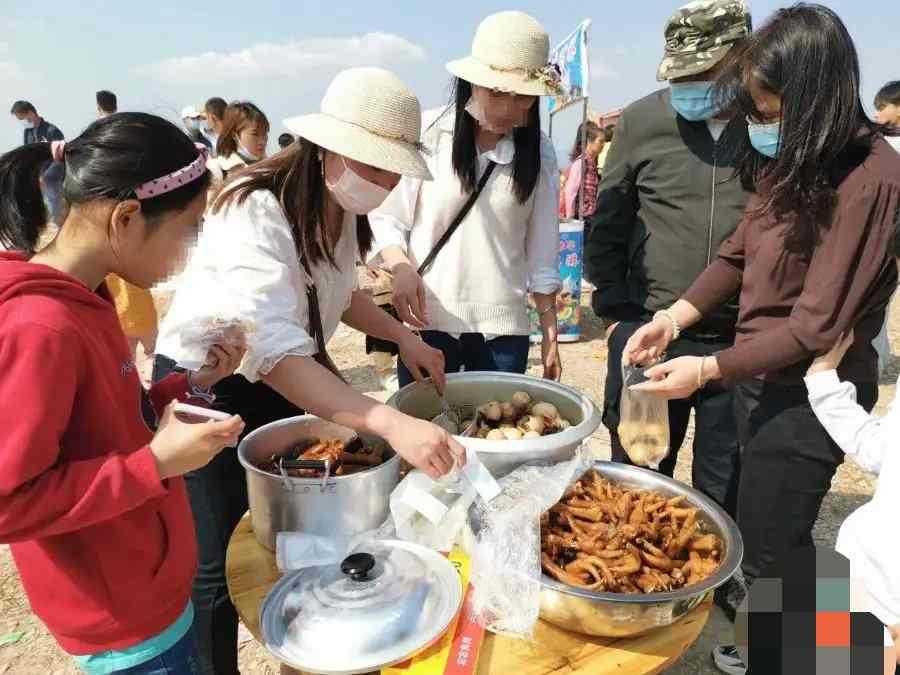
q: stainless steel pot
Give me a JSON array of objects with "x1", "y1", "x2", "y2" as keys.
[
  {"x1": 237, "y1": 416, "x2": 401, "y2": 550},
  {"x1": 387, "y1": 372, "x2": 602, "y2": 477},
  {"x1": 538, "y1": 462, "x2": 743, "y2": 637}
]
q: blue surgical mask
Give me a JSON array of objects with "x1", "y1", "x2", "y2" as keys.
[
  {"x1": 747, "y1": 120, "x2": 782, "y2": 158},
  {"x1": 669, "y1": 81, "x2": 721, "y2": 121}
]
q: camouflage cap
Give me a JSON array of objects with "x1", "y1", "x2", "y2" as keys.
[{"x1": 657, "y1": 0, "x2": 752, "y2": 82}]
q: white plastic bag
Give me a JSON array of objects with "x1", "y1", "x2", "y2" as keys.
[
  {"x1": 466, "y1": 449, "x2": 596, "y2": 639},
  {"x1": 618, "y1": 363, "x2": 670, "y2": 470},
  {"x1": 275, "y1": 521, "x2": 396, "y2": 571},
  {"x1": 276, "y1": 532, "x2": 350, "y2": 571},
  {"x1": 172, "y1": 318, "x2": 254, "y2": 371},
  {"x1": 390, "y1": 446, "x2": 501, "y2": 552}
]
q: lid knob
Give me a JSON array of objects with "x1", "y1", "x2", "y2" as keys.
[{"x1": 341, "y1": 552, "x2": 376, "y2": 581}]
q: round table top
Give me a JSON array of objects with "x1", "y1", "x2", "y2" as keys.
[{"x1": 226, "y1": 513, "x2": 712, "y2": 675}]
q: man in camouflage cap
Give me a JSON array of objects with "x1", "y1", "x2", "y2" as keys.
[
  {"x1": 657, "y1": 0, "x2": 752, "y2": 81},
  {"x1": 585, "y1": 1, "x2": 752, "y2": 640}
]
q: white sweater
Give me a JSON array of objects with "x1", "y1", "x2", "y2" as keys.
[
  {"x1": 806, "y1": 370, "x2": 900, "y2": 626},
  {"x1": 369, "y1": 111, "x2": 561, "y2": 337}
]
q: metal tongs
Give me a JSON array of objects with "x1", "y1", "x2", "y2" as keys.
[{"x1": 431, "y1": 381, "x2": 477, "y2": 435}]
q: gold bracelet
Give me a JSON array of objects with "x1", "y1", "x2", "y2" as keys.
[{"x1": 696, "y1": 357, "x2": 706, "y2": 389}]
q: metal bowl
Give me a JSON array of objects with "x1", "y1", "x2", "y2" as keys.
[
  {"x1": 538, "y1": 461, "x2": 743, "y2": 637},
  {"x1": 237, "y1": 416, "x2": 400, "y2": 550},
  {"x1": 387, "y1": 372, "x2": 602, "y2": 477}
]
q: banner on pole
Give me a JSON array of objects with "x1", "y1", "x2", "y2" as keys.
[{"x1": 547, "y1": 20, "x2": 592, "y2": 116}]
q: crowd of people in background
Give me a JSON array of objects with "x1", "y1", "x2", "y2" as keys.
[{"x1": 2, "y1": 2, "x2": 900, "y2": 675}]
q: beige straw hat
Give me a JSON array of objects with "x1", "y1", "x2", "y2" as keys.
[
  {"x1": 446, "y1": 11, "x2": 560, "y2": 97},
  {"x1": 284, "y1": 68, "x2": 431, "y2": 180}
]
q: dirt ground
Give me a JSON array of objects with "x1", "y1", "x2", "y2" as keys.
[{"x1": 1, "y1": 293, "x2": 895, "y2": 675}]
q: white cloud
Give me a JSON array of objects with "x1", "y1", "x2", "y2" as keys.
[{"x1": 135, "y1": 32, "x2": 427, "y2": 85}]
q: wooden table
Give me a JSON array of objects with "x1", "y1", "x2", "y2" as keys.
[{"x1": 226, "y1": 514, "x2": 712, "y2": 675}]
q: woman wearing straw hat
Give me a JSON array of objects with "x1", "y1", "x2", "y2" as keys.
[
  {"x1": 154, "y1": 67, "x2": 466, "y2": 675},
  {"x1": 370, "y1": 11, "x2": 563, "y2": 384}
]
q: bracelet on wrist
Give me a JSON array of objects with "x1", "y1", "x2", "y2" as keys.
[
  {"x1": 187, "y1": 372, "x2": 216, "y2": 404},
  {"x1": 653, "y1": 309, "x2": 681, "y2": 341},
  {"x1": 537, "y1": 304, "x2": 556, "y2": 319}
]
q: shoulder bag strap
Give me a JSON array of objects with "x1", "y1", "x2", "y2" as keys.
[{"x1": 415, "y1": 160, "x2": 497, "y2": 277}]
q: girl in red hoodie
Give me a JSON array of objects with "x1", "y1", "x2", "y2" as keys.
[{"x1": 0, "y1": 113, "x2": 246, "y2": 674}]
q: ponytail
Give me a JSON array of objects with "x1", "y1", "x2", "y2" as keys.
[
  {"x1": 0, "y1": 112, "x2": 210, "y2": 255},
  {"x1": 0, "y1": 143, "x2": 55, "y2": 253}
]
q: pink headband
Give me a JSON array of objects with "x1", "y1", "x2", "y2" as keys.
[
  {"x1": 51, "y1": 140, "x2": 66, "y2": 163},
  {"x1": 134, "y1": 143, "x2": 209, "y2": 200}
]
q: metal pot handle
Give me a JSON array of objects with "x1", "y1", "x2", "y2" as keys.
[{"x1": 278, "y1": 458, "x2": 332, "y2": 492}]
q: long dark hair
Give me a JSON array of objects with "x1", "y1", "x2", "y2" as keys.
[
  {"x1": 213, "y1": 139, "x2": 372, "y2": 268},
  {"x1": 0, "y1": 112, "x2": 210, "y2": 253},
  {"x1": 216, "y1": 101, "x2": 270, "y2": 157},
  {"x1": 447, "y1": 78, "x2": 542, "y2": 203},
  {"x1": 569, "y1": 121, "x2": 602, "y2": 163},
  {"x1": 714, "y1": 4, "x2": 881, "y2": 240}
]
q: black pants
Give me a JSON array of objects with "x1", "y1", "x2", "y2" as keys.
[
  {"x1": 604, "y1": 321, "x2": 741, "y2": 518},
  {"x1": 733, "y1": 379, "x2": 878, "y2": 588},
  {"x1": 153, "y1": 356, "x2": 302, "y2": 675}
]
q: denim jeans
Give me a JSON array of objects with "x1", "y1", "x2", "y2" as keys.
[
  {"x1": 111, "y1": 628, "x2": 200, "y2": 674},
  {"x1": 397, "y1": 331, "x2": 531, "y2": 387},
  {"x1": 153, "y1": 356, "x2": 302, "y2": 675}
]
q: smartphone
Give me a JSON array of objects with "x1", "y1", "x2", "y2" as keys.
[{"x1": 173, "y1": 402, "x2": 232, "y2": 423}]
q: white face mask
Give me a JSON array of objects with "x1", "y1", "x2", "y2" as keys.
[
  {"x1": 326, "y1": 157, "x2": 390, "y2": 215},
  {"x1": 18, "y1": 117, "x2": 34, "y2": 129},
  {"x1": 237, "y1": 141, "x2": 263, "y2": 162}
]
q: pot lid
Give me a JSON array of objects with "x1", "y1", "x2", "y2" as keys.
[{"x1": 260, "y1": 540, "x2": 463, "y2": 674}]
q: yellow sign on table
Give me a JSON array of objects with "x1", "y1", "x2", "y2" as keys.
[{"x1": 383, "y1": 549, "x2": 485, "y2": 675}]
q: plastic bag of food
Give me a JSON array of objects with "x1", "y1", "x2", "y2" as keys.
[
  {"x1": 465, "y1": 448, "x2": 596, "y2": 639},
  {"x1": 617, "y1": 363, "x2": 670, "y2": 470}
]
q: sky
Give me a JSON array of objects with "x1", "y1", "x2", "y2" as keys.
[{"x1": 2, "y1": 0, "x2": 898, "y2": 165}]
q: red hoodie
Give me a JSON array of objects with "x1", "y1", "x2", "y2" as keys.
[{"x1": 0, "y1": 253, "x2": 202, "y2": 655}]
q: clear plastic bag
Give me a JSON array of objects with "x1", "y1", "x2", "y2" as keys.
[
  {"x1": 465, "y1": 449, "x2": 596, "y2": 639},
  {"x1": 617, "y1": 363, "x2": 670, "y2": 470}
]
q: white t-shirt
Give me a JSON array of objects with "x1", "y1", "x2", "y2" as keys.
[
  {"x1": 806, "y1": 371, "x2": 900, "y2": 626},
  {"x1": 156, "y1": 186, "x2": 359, "y2": 382}
]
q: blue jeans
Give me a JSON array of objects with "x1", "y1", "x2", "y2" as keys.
[
  {"x1": 114, "y1": 629, "x2": 200, "y2": 674},
  {"x1": 397, "y1": 331, "x2": 531, "y2": 388}
]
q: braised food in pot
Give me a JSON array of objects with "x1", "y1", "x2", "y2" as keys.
[{"x1": 541, "y1": 471, "x2": 723, "y2": 594}]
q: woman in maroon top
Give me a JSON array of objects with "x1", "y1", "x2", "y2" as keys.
[{"x1": 624, "y1": 3, "x2": 900, "y2": 640}]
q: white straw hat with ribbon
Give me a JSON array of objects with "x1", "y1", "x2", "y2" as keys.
[
  {"x1": 284, "y1": 67, "x2": 431, "y2": 180},
  {"x1": 446, "y1": 11, "x2": 561, "y2": 97}
]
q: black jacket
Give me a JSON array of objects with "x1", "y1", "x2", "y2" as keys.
[
  {"x1": 584, "y1": 88, "x2": 752, "y2": 341},
  {"x1": 23, "y1": 118, "x2": 64, "y2": 145}
]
